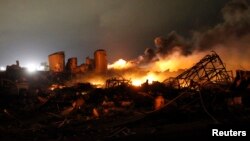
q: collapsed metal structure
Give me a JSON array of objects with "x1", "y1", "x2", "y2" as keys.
[
  {"x1": 106, "y1": 77, "x2": 132, "y2": 88},
  {"x1": 165, "y1": 51, "x2": 232, "y2": 90}
]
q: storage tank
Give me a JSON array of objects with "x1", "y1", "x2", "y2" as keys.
[
  {"x1": 86, "y1": 57, "x2": 91, "y2": 65},
  {"x1": 86, "y1": 57, "x2": 94, "y2": 70},
  {"x1": 48, "y1": 51, "x2": 65, "y2": 72},
  {"x1": 66, "y1": 57, "x2": 77, "y2": 73},
  {"x1": 94, "y1": 49, "x2": 107, "y2": 73},
  {"x1": 79, "y1": 64, "x2": 89, "y2": 73}
]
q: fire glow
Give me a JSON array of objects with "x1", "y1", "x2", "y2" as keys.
[
  {"x1": 108, "y1": 59, "x2": 133, "y2": 70},
  {"x1": 130, "y1": 72, "x2": 159, "y2": 86},
  {"x1": 108, "y1": 62, "x2": 165, "y2": 87},
  {"x1": 106, "y1": 51, "x2": 206, "y2": 87},
  {"x1": 64, "y1": 50, "x2": 208, "y2": 88}
]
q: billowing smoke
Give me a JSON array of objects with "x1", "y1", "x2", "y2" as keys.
[
  {"x1": 194, "y1": 0, "x2": 250, "y2": 48},
  {"x1": 138, "y1": 31, "x2": 190, "y2": 65},
  {"x1": 154, "y1": 31, "x2": 190, "y2": 56},
  {"x1": 193, "y1": 0, "x2": 250, "y2": 70},
  {"x1": 69, "y1": 0, "x2": 250, "y2": 87},
  {"x1": 136, "y1": 0, "x2": 250, "y2": 71}
]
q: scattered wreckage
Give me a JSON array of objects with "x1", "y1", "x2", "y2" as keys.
[{"x1": 0, "y1": 52, "x2": 250, "y2": 140}]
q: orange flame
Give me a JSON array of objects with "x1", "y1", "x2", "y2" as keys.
[
  {"x1": 107, "y1": 51, "x2": 206, "y2": 86},
  {"x1": 130, "y1": 72, "x2": 159, "y2": 86},
  {"x1": 108, "y1": 59, "x2": 133, "y2": 70},
  {"x1": 65, "y1": 51, "x2": 207, "y2": 87}
]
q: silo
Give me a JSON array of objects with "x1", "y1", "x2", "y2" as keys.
[
  {"x1": 79, "y1": 64, "x2": 89, "y2": 73},
  {"x1": 66, "y1": 57, "x2": 77, "y2": 73},
  {"x1": 86, "y1": 57, "x2": 91, "y2": 65},
  {"x1": 94, "y1": 49, "x2": 107, "y2": 73},
  {"x1": 48, "y1": 51, "x2": 65, "y2": 72},
  {"x1": 86, "y1": 57, "x2": 94, "y2": 70}
]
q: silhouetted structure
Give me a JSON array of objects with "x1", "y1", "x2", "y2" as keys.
[
  {"x1": 48, "y1": 51, "x2": 65, "y2": 72},
  {"x1": 94, "y1": 49, "x2": 107, "y2": 74},
  {"x1": 66, "y1": 57, "x2": 77, "y2": 73},
  {"x1": 165, "y1": 51, "x2": 232, "y2": 90},
  {"x1": 106, "y1": 77, "x2": 131, "y2": 88}
]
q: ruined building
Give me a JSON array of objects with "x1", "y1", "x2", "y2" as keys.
[
  {"x1": 94, "y1": 49, "x2": 107, "y2": 74},
  {"x1": 48, "y1": 49, "x2": 107, "y2": 74},
  {"x1": 48, "y1": 51, "x2": 65, "y2": 73}
]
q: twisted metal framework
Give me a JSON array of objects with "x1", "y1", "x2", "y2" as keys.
[
  {"x1": 166, "y1": 51, "x2": 232, "y2": 90},
  {"x1": 106, "y1": 76, "x2": 132, "y2": 88}
]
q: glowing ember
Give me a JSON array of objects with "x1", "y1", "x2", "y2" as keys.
[
  {"x1": 87, "y1": 79, "x2": 105, "y2": 88},
  {"x1": 49, "y1": 84, "x2": 66, "y2": 91}
]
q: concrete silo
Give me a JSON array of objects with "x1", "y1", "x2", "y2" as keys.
[
  {"x1": 94, "y1": 49, "x2": 107, "y2": 73},
  {"x1": 85, "y1": 57, "x2": 94, "y2": 70},
  {"x1": 48, "y1": 51, "x2": 65, "y2": 72},
  {"x1": 66, "y1": 57, "x2": 77, "y2": 73}
]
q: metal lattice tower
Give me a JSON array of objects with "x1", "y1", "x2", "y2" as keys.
[{"x1": 166, "y1": 51, "x2": 232, "y2": 90}]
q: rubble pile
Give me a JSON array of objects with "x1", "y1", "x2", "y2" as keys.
[{"x1": 0, "y1": 52, "x2": 250, "y2": 140}]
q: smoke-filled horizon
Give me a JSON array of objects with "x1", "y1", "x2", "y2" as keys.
[
  {"x1": 66, "y1": 0, "x2": 250, "y2": 87},
  {"x1": 108, "y1": 0, "x2": 250, "y2": 72},
  {"x1": 67, "y1": 1, "x2": 250, "y2": 87},
  {"x1": 101, "y1": 0, "x2": 250, "y2": 86},
  {"x1": 0, "y1": 0, "x2": 230, "y2": 68}
]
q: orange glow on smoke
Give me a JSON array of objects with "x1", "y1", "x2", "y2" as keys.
[
  {"x1": 152, "y1": 51, "x2": 204, "y2": 72},
  {"x1": 108, "y1": 58, "x2": 164, "y2": 86},
  {"x1": 106, "y1": 51, "x2": 207, "y2": 87},
  {"x1": 154, "y1": 60, "x2": 176, "y2": 72},
  {"x1": 108, "y1": 59, "x2": 133, "y2": 70},
  {"x1": 66, "y1": 51, "x2": 207, "y2": 87}
]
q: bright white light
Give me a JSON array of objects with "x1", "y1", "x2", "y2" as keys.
[
  {"x1": 25, "y1": 63, "x2": 45, "y2": 73},
  {"x1": 37, "y1": 66, "x2": 45, "y2": 71},
  {"x1": 0, "y1": 66, "x2": 6, "y2": 71},
  {"x1": 26, "y1": 64, "x2": 36, "y2": 73}
]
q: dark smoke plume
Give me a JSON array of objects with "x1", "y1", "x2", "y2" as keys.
[
  {"x1": 137, "y1": 0, "x2": 250, "y2": 70},
  {"x1": 138, "y1": 31, "x2": 189, "y2": 64},
  {"x1": 191, "y1": 0, "x2": 250, "y2": 70},
  {"x1": 194, "y1": 0, "x2": 250, "y2": 50},
  {"x1": 79, "y1": 0, "x2": 250, "y2": 86}
]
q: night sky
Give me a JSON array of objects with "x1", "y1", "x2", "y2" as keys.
[{"x1": 0, "y1": 0, "x2": 230, "y2": 67}]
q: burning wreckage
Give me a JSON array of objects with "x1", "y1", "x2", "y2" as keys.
[{"x1": 0, "y1": 51, "x2": 250, "y2": 140}]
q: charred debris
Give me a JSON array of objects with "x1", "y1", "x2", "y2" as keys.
[{"x1": 0, "y1": 51, "x2": 250, "y2": 140}]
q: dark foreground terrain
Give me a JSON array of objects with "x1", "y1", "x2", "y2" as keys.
[{"x1": 0, "y1": 81, "x2": 250, "y2": 140}]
